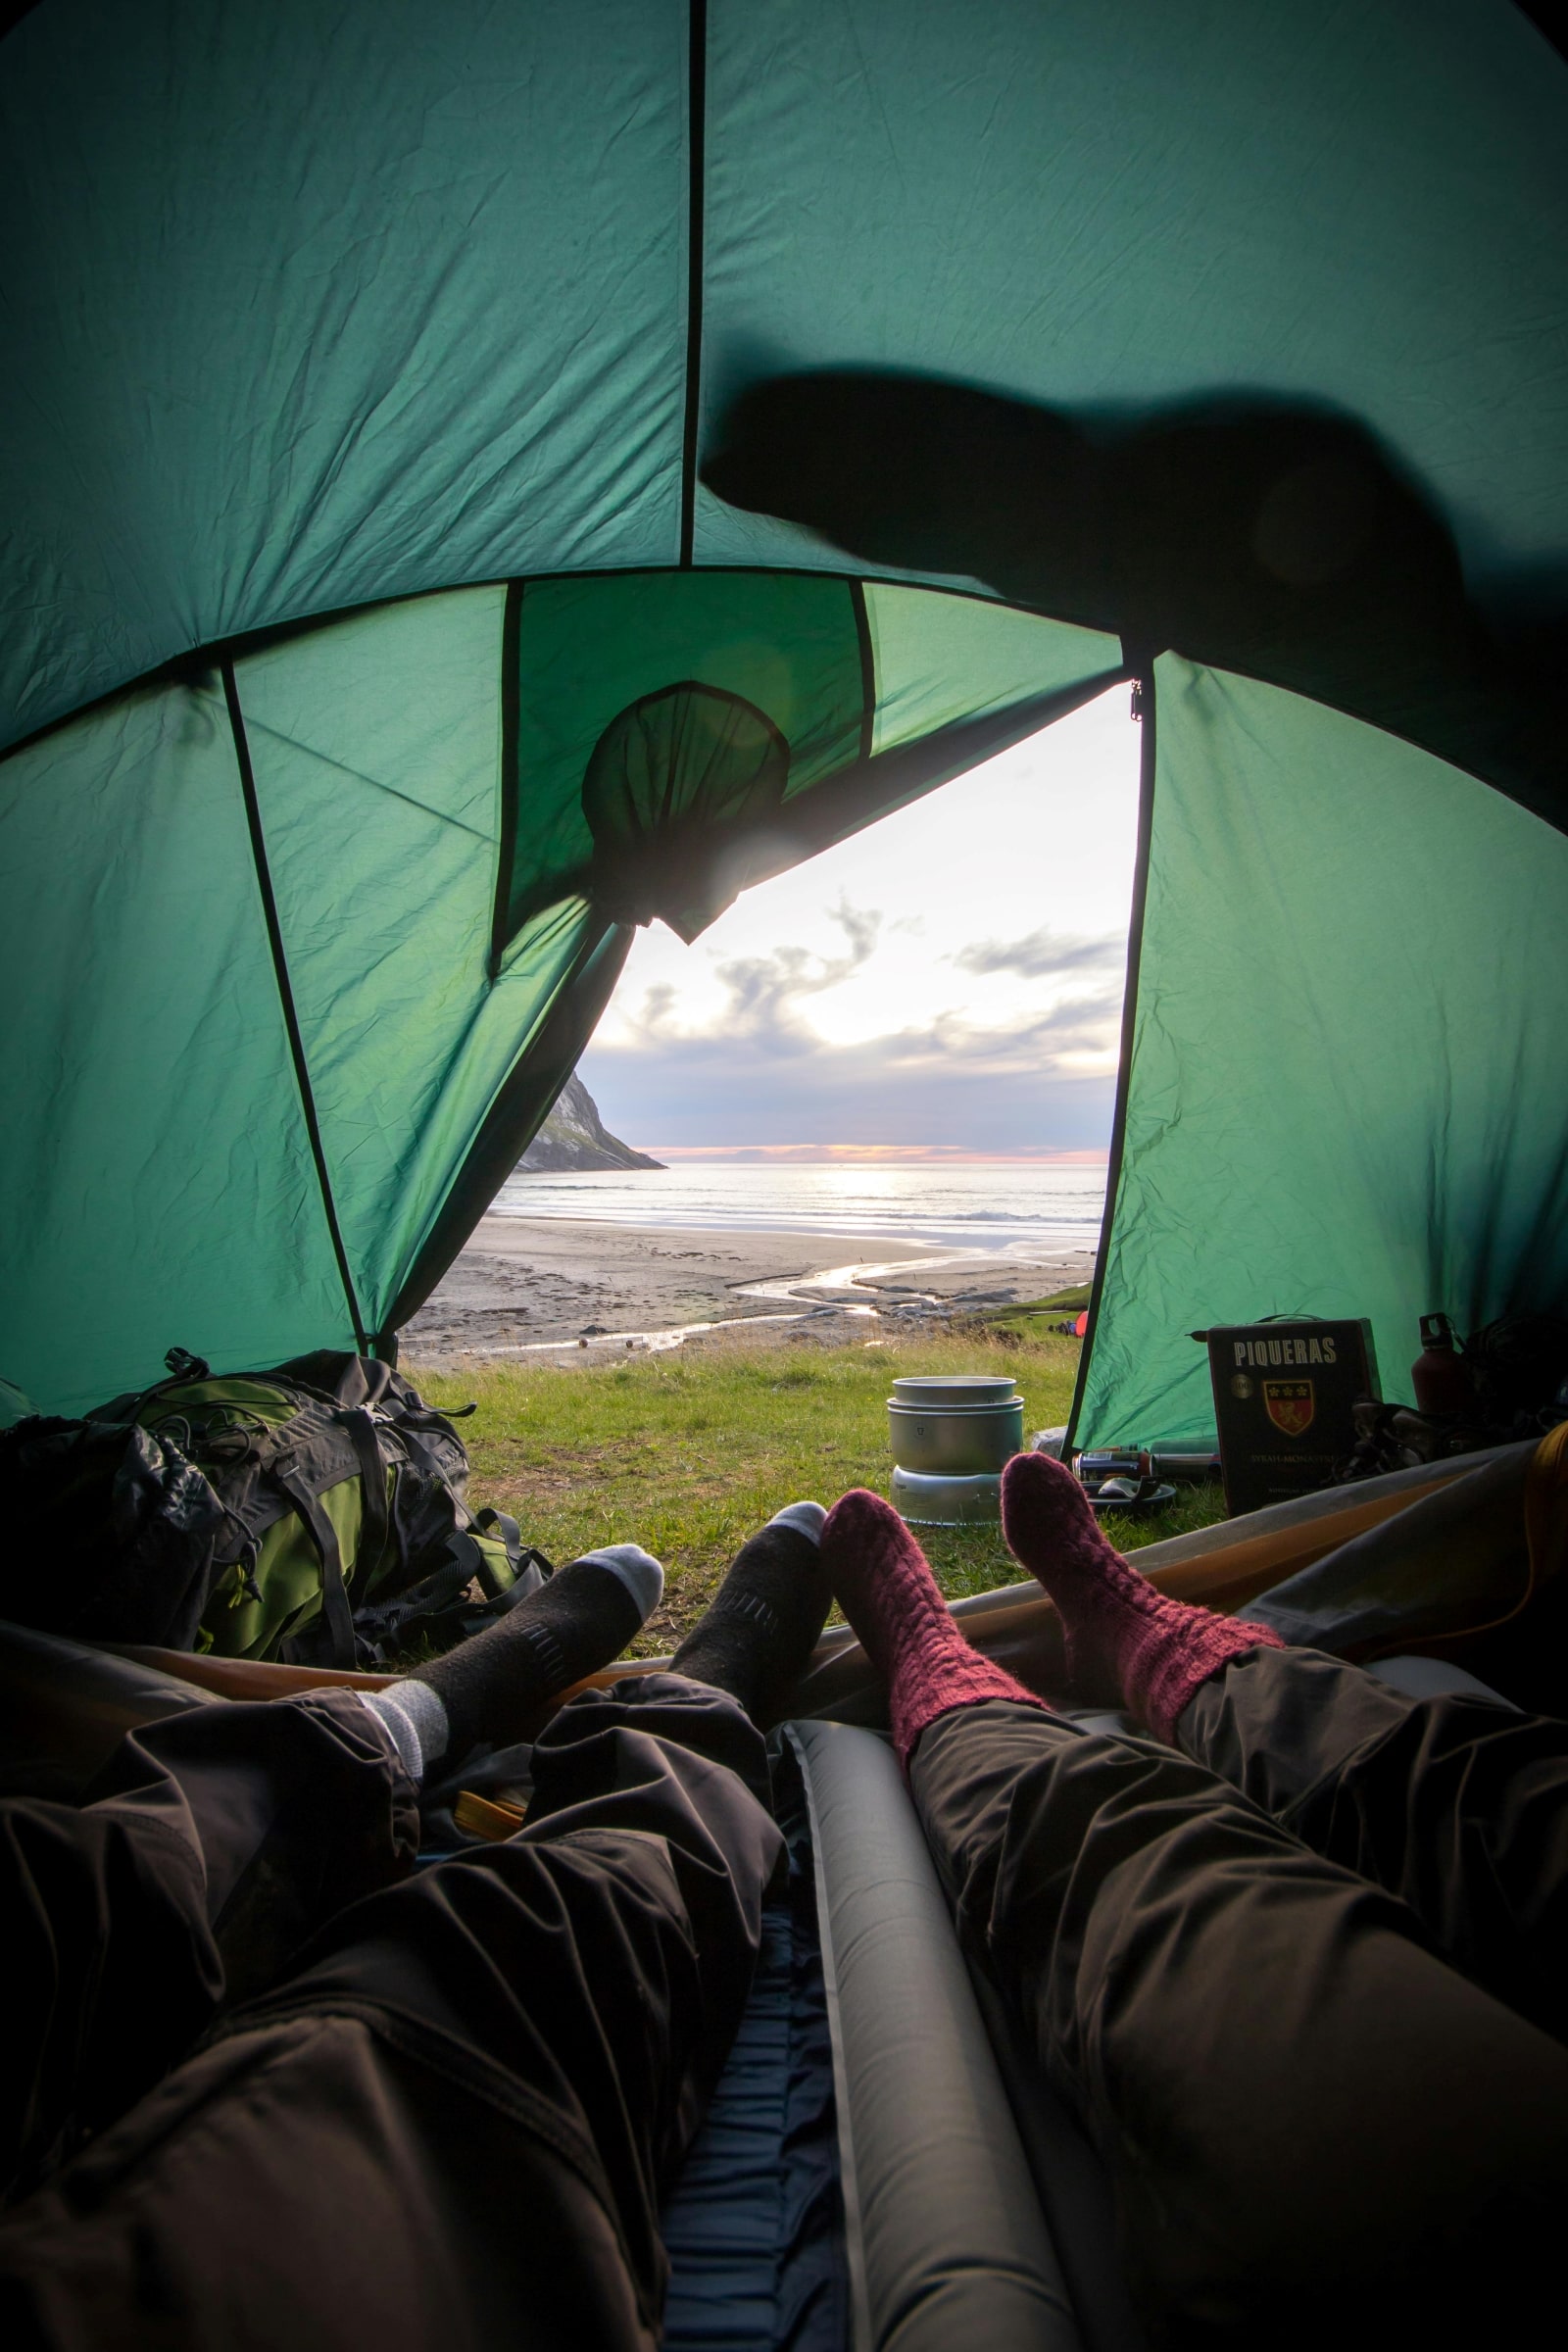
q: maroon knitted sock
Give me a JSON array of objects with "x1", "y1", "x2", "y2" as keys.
[
  {"x1": 821, "y1": 1488, "x2": 1050, "y2": 1766},
  {"x1": 1000, "y1": 1450, "x2": 1283, "y2": 1741}
]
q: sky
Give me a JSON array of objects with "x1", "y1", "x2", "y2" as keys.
[{"x1": 577, "y1": 683, "x2": 1143, "y2": 1160}]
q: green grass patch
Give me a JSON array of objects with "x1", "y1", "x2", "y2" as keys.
[
  {"x1": 985, "y1": 1283, "x2": 1093, "y2": 1342},
  {"x1": 1001, "y1": 1284, "x2": 1094, "y2": 1314},
  {"x1": 410, "y1": 1333, "x2": 1230, "y2": 1652}
]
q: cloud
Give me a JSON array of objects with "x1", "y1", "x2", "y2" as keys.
[
  {"x1": 580, "y1": 983, "x2": 1124, "y2": 1151},
  {"x1": 953, "y1": 926, "x2": 1125, "y2": 981},
  {"x1": 588, "y1": 901, "x2": 1128, "y2": 1152},
  {"x1": 633, "y1": 980, "x2": 678, "y2": 1031},
  {"x1": 580, "y1": 1034, "x2": 1118, "y2": 1150},
  {"x1": 717, "y1": 897, "x2": 882, "y2": 1048},
  {"x1": 647, "y1": 1143, "x2": 1110, "y2": 1162},
  {"x1": 621, "y1": 898, "x2": 885, "y2": 1056},
  {"x1": 833, "y1": 987, "x2": 1125, "y2": 1078}
]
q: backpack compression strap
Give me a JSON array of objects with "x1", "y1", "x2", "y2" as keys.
[{"x1": 270, "y1": 1466, "x2": 358, "y2": 1669}]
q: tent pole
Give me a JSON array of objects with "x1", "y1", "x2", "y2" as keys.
[
  {"x1": 1065, "y1": 654, "x2": 1158, "y2": 1455},
  {"x1": 221, "y1": 660, "x2": 371, "y2": 1356}
]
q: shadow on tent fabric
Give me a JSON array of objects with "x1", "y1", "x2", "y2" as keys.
[{"x1": 702, "y1": 368, "x2": 1568, "y2": 830}]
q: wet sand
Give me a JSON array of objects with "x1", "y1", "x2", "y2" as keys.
[{"x1": 399, "y1": 1215, "x2": 1094, "y2": 1365}]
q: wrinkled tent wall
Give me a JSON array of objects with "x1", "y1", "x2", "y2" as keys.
[
  {"x1": 0, "y1": 0, "x2": 695, "y2": 749},
  {"x1": 1074, "y1": 659, "x2": 1568, "y2": 1450},
  {"x1": 231, "y1": 588, "x2": 609, "y2": 1345},
  {"x1": 0, "y1": 685, "x2": 357, "y2": 1413},
  {"x1": 7, "y1": 2, "x2": 1562, "y2": 748},
  {"x1": 0, "y1": 597, "x2": 612, "y2": 1414},
  {"x1": 1, "y1": 584, "x2": 1115, "y2": 1413}
]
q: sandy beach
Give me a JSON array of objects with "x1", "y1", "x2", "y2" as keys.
[{"x1": 399, "y1": 1215, "x2": 1094, "y2": 1365}]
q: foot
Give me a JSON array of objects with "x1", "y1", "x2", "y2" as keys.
[
  {"x1": 821, "y1": 1488, "x2": 1048, "y2": 1766},
  {"x1": 405, "y1": 1544, "x2": 664, "y2": 1759},
  {"x1": 671, "y1": 1502, "x2": 833, "y2": 1725},
  {"x1": 1000, "y1": 1451, "x2": 1280, "y2": 1740}
]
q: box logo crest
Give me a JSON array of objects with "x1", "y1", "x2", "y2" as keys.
[{"x1": 1262, "y1": 1379, "x2": 1315, "y2": 1437}]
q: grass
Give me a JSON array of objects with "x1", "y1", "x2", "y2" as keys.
[
  {"x1": 985, "y1": 1282, "x2": 1093, "y2": 1342},
  {"x1": 410, "y1": 1331, "x2": 1230, "y2": 1653},
  {"x1": 1015, "y1": 1285, "x2": 1095, "y2": 1312}
]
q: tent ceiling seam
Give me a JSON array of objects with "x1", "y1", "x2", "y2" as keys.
[
  {"x1": 679, "y1": 0, "x2": 708, "y2": 569},
  {"x1": 221, "y1": 659, "x2": 370, "y2": 1356},
  {"x1": 0, "y1": 571, "x2": 1113, "y2": 773}
]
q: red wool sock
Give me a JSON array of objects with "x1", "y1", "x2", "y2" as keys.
[
  {"x1": 821, "y1": 1489, "x2": 1050, "y2": 1766},
  {"x1": 1000, "y1": 1450, "x2": 1283, "y2": 1741}
]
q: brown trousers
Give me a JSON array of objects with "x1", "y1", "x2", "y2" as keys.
[
  {"x1": 0, "y1": 1677, "x2": 781, "y2": 2352},
  {"x1": 4, "y1": 1651, "x2": 1567, "y2": 2350},
  {"x1": 911, "y1": 1652, "x2": 1568, "y2": 2349}
]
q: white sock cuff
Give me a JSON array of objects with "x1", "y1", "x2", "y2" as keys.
[
  {"x1": 576, "y1": 1543, "x2": 664, "y2": 1620},
  {"x1": 769, "y1": 1500, "x2": 827, "y2": 1545},
  {"x1": 359, "y1": 1680, "x2": 450, "y2": 1783}
]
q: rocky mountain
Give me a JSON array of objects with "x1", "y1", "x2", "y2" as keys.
[{"x1": 514, "y1": 1073, "x2": 663, "y2": 1174}]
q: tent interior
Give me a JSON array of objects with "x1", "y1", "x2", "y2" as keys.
[{"x1": 4, "y1": 1, "x2": 1568, "y2": 2343}]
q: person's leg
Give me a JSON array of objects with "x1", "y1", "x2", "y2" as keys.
[
  {"x1": 1179, "y1": 1645, "x2": 1568, "y2": 2041},
  {"x1": 824, "y1": 1489, "x2": 1568, "y2": 2347},
  {"x1": 0, "y1": 1687, "x2": 418, "y2": 2206},
  {"x1": 0, "y1": 1510, "x2": 833, "y2": 2350},
  {"x1": 913, "y1": 1700, "x2": 1568, "y2": 2348},
  {"x1": 0, "y1": 1537, "x2": 672, "y2": 2209},
  {"x1": 1000, "y1": 1450, "x2": 1568, "y2": 2043},
  {"x1": 815, "y1": 1487, "x2": 1052, "y2": 1763}
]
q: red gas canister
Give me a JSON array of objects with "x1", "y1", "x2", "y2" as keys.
[{"x1": 1410, "y1": 1312, "x2": 1475, "y2": 1418}]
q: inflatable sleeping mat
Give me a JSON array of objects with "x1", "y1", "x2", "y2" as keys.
[{"x1": 666, "y1": 1715, "x2": 1151, "y2": 2352}]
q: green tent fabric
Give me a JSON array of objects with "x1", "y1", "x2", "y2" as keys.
[
  {"x1": 0, "y1": 567, "x2": 1116, "y2": 1412},
  {"x1": 2, "y1": 0, "x2": 1566, "y2": 1430},
  {"x1": 1, "y1": 679, "x2": 355, "y2": 1412},
  {"x1": 1072, "y1": 659, "x2": 1568, "y2": 1449}
]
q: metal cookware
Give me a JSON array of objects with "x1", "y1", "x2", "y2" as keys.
[{"x1": 888, "y1": 1374, "x2": 1025, "y2": 1480}]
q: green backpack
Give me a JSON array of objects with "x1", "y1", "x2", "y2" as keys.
[{"x1": 0, "y1": 1348, "x2": 547, "y2": 1668}]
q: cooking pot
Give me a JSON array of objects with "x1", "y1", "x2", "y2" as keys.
[{"x1": 887, "y1": 1375, "x2": 1025, "y2": 1477}]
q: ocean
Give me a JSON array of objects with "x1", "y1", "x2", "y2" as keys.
[{"x1": 489, "y1": 1160, "x2": 1106, "y2": 1259}]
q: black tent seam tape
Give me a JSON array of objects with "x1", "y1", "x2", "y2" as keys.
[
  {"x1": 221, "y1": 659, "x2": 370, "y2": 1354},
  {"x1": 488, "y1": 579, "x2": 524, "y2": 976}
]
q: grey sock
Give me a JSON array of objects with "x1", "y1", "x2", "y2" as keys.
[
  {"x1": 769, "y1": 1500, "x2": 827, "y2": 1544},
  {"x1": 360, "y1": 1678, "x2": 451, "y2": 1783},
  {"x1": 583, "y1": 1543, "x2": 666, "y2": 1616}
]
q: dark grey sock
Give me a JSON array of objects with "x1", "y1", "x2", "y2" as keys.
[
  {"x1": 412, "y1": 1544, "x2": 662, "y2": 1755},
  {"x1": 671, "y1": 1502, "x2": 831, "y2": 1726}
]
